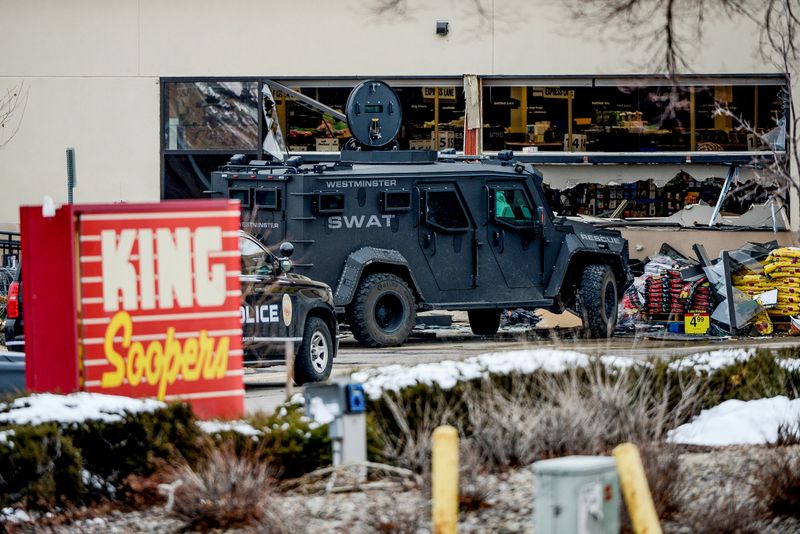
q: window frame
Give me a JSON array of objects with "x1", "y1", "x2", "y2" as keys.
[
  {"x1": 239, "y1": 234, "x2": 276, "y2": 277},
  {"x1": 489, "y1": 186, "x2": 536, "y2": 230},
  {"x1": 254, "y1": 187, "x2": 282, "y2": 210},
  {"x1": 315, "y1": 192, "x2": 346, "y2": 214},
  {"x1": 380, "y1": 190, "x2": 413, "y2": 213},
  {"x1": 420, "y1": 186, "x2": 471, "y2": 233}
]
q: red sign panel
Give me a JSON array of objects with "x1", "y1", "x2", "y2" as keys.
[
  {"x1": 76, "y1": 202, "x2": 243, "y2": 418},
  {"x1": 21, "y1": 200, "x2": 244, "y2": 419}
]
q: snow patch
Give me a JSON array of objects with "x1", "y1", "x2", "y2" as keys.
[
  {"x1": 82, "y1": 469, "x2": 115, "y2": 495},
  {"x1": 1, "y1": 507, "x2": 31, "y2": 524},
  {"x1": 778, "y1": 359, "x2": 800, "y2": 372},
  {"x1": 667, "y1": 348, "x2": 756, "y2": 374},
  {"x1": 0, "y1": 393, "x2": 165, "y2": 426},
  {"x1": 353, "y1": 349, "x2": 597, "y2": 400},
  {"x1": 668, "y1": 396, "x2": 800, "y2": 446},
  {"x1": 0, "y1": 428, "x2": 15, "y2": 448},
  {"x1": 308, "y1": 397, "x2": 336, "y2": 425},
  {"x1": 197, "y1": 420, "x2": 262, "y2": 437}
]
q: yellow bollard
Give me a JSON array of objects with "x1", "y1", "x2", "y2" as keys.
[
  {"x1": 432, "y1": 425, "x2": 459, "y2": 534},
  {"x1": 613, "y1": 443, "x2": 663, "y2": 534}
]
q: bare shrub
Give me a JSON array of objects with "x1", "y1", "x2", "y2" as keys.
[
  {"x1": 681, "y1": 488, "x2": 763, "y2": 534},
  {"x1": 459, "y1": 438, "x2": 495, "y2": 511},
  {"x1": 464, "y1": 365, "x2": 701, "y2": 470},
  {"x1": 371, "y1": 391, "x2": 455, "y2": 474},
  {"x1": 775, "y1": 418, "x2": 800, "y2": 447},
  {"x1": 366, "y1": 497, "x2": 426, "y2": 534},
  {"x1": 751, "y1": 447, "x2": 800, "y2": 519},
  {"x1": 169, "y1": 446, "x2": 279, "y2": 531},
  {"x1": 639, "y1": 444, "x2": 684, "y2": 520}
]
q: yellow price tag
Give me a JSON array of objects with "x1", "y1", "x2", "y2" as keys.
[{"x1": 685, "y1": 313, "x2": 710, "y2": 335}]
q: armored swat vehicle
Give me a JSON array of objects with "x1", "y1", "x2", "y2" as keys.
[{"x1": 210, "y1": 80, "x2": 631, "y2": 347}]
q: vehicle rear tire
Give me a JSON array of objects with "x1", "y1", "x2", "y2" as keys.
[
  {"x1": 576, "y1": 264, "x2": 618, "y2": 338},
  {"x1": 295, "y1": 317, "x2": 333, "y2": 385},
  {"x1": 347, "y1": 273, "x2": 416, "y2": 348},
  {"x1": 468, "y1": 309, "x2": 501, "y2": 336}
]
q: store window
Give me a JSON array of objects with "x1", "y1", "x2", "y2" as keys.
[
  {"x1": 482, "y1": 83, "x2": 786, "y2": 153},
  {"x1": 164, "y1": 81, "x2": 259, "y2": 150},
  {"x1": 277, "y1": 85, "x2": 465, "y2": 151}
]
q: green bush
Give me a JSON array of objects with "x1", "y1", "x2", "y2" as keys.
[
  {"x1": 211, "y1": 403, "x2": 331, "y2": 480},
  {"x1": 0, "y1": 402, "x2": 204, "y2": 509},
  {"x1": 65, "y1": 402, "x2": 203, "y2": 484},
  {"x1": 0, "y1": 423, "x2": 83, "y2": 508}
]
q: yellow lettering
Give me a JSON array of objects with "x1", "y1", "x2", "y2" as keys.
[
  {"x1": 128, "y1": 341, "x2": 145, "y2": 386},
  {"x1": 182, "y1": 338, "x2": 201, "y2": 380},
  {"x1": 97, "y1": 314, "x2": 232, "y2": 398},
  {"x1": 200, "y1": 331, "x2": 217, "y2": 380},
  {"x1": 101, "y1": 311, "x2": 129, "y2": 388},
  {"x1": 213, "y1": 336, "x2": 230, "y2": 379}
]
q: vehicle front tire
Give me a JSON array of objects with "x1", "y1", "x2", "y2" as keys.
[
  {"x1": 295, "y1": 317, "x2": 334, "y2": 385},
  {"x1": 576, "y1": 264, "x2": 618, "y2": 338},
  {"x1": 347, "y1": 273, "x2": 416, "y2": 348},
  {"x1": 468, "y1": 309, "x2": 501, "y2": 336}
]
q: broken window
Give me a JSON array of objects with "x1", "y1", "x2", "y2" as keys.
[{"x1": 165, "y1": 81, "x2": 258, "y2": 150}]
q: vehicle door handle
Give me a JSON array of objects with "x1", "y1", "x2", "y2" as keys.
[
  {"x1": 493, "y1": 229, "x2": 505, "y2": 253},
  {"x1": 425, "y1": 232, "x2": 437, "y2": 255}
]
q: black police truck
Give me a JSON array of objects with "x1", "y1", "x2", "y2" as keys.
[
  {"x1": 4, "y1": 233, "x2": 338, "y2": 385},
  {"x1": 210, "y1": 80, "x2": 631, "y2": 348}
]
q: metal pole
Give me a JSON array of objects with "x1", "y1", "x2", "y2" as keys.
[
  {"x1": 708, "y1": 164, "x2": 737, "y2": 227},
  {"x1": 66, "y1": 148, "x2": 76, "y2": 204},
  {"x1": 285, "y1": 340, "x2": 295, "y2": 400}
]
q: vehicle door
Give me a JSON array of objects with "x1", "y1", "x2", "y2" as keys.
[
  {"x1": 417, "y1": 184, "x2": 474, "y2": 290},
  {"x1": 239, "y1": 234, "x2": 291, "y2": 352},
  {"x1": 485, "y1": 184, "x2": 543, "y2": 290}
]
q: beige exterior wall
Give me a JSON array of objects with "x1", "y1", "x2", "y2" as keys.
[
  {"x1": 0, "y1": 77, "x2": 159, "y2": 222},
  {"x1": 0, "y1": 0, "x2": 792, "y2": 226}
]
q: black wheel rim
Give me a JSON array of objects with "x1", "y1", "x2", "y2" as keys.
[
  {"x1": 604, "y1": 281, "x2": 616, "y2": 320},
  {"x1": 374, "y1": 292, "x2": 406, "y2": 332}
]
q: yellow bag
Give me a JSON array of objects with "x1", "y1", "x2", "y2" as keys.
[
  {"x1": 753, "y1": 311, "x2": 774, "y2": 335},
  {"x1": 733, "y1": 274, "x2": 771, "y2": 284},
  {"x1": 769, "y1": 268, "x2": 800, "y2": 279},
  {"x1": 764, "y1": 261, "x2": 800, "y2": 275},
  {"x1": 769, "y1": 247, "x2": 800, "y2": 259}
]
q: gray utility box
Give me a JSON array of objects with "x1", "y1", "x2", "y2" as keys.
[
  {"x1": 533, "y1": 455, "x2": 620, "y2": 534},
  {"x1": 304, "y1": 380, "x2": 367, "y2": 467}
]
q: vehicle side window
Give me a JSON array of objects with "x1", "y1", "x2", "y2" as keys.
[
  {"x1": 240, "y1": 237, "x2": 273, "y2": 276},
  {"x1": 423, "y1": 190, "x2": 470, "y2": 231},
  {"x1": 493, "y1": 188, "x2": 534, "y2": 228}
]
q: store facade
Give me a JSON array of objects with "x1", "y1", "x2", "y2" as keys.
[
  {"x1": 0, "y1": 0, "x2": 795, "y2": 254},
  {"x1": 162, "y1": 74, "x2": 789, "y2": 236}
]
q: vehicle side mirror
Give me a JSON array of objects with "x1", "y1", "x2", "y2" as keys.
[
  {"x1": 276, "y1": 242, "x2": 294, "y2": 274},
  {"x1": 534, "y1": 206, "x2": 546, "y2": 238}
]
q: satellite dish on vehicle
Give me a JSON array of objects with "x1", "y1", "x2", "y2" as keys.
[{"x1": 345, "y1": 80, "x2": 403, "y2": 149}]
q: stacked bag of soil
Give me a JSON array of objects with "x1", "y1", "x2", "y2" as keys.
[{"x1": 733, "y1": 247, "x2": 800, "y2": 333}]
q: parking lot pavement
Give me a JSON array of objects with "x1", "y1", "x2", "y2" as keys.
[{"x1": 243, "y1": 329, "x2": 800, "y2": 415}]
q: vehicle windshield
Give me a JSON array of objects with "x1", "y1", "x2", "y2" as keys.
[{"x1": 240, "y1": 236, "x2": 274, "y2": 276}]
